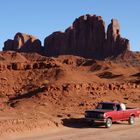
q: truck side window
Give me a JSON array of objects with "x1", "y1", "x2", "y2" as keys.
[{"x1": 116, "y1": 105, "x2": 121, "y2": 111}]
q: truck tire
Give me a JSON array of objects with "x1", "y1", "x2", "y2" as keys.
[
  {"x1": 128, "y1": 115, "x2": 135, "y2": 125},
  {"x1": 105, "y1": 118, "x2": 112, "y2": 128}
]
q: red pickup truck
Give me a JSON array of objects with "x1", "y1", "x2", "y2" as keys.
[{"x1": 85, "y1": 102, "x2": 140, "y2": 128}]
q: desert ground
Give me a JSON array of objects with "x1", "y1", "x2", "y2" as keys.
[
  {"x1": 0, "y1": 51, "x2": 140, "y2": 139},
  {"x1": 2, "y1": 118, "x2": 140, "y2": 140}
]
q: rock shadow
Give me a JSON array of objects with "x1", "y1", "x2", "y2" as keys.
[
  {"x1": 9, "y1": 86, "x2": 47, "y2": 101},
  {"x1": 97, "y1": 71, "x2": 122, "y2": 79}
]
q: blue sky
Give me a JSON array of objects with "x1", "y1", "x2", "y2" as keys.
[{"x1": 0, "y1": 0, "x2": 139, "y2": 51}]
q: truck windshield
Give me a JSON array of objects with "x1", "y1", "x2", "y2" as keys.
[{"x1": 96, "y1": 103, "x2": 115, "y2": 110}]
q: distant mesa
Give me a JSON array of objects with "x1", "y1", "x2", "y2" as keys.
[
  {"x1": 3, "y1": 14, "x2": 130, "y2": 59},
  {"x1": 44, "y1": 15, "x2": 106, "y2": 58},
  {"x1": 3, "y1": 32, "x2": 42, "y2": 54}
]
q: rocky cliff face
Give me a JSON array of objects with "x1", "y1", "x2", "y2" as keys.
[
  {"x1": 44, "y1": 14, "x2": 106, "y2": 58},
  {"x1": 3, "y1": 32, "x2": 42, "y2": 53},
  {"x1": 105, "y1": 19, "x2": 130, "y2": 57},
  {"x1": 44, "y1": 14, "x2": 130, "y2": 59},
  {"x1": 44, "y1": 32, "x2": 65, "y2": 56},
  {"x1": 3, "y1": 14, "x2": 130, "y2": 59}
]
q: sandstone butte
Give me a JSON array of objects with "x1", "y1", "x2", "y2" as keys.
[{"x1": 3, "y1": 14, "x2": 130, "y2": 59}]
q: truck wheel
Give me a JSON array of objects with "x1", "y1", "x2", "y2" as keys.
[
  {"x1": 128, "y1": 116, "x2": 135, "y2": 125},
  {"x1": 105, "y1": 118, "x2": 112, "y2": 128}
]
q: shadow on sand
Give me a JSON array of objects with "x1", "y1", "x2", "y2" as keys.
[
  {"x1": 62, "y1": 118, "x2": 129, "y2": 129},
  {"x1": 62, "y1": 118, "x2": 106, "y2": 129}
]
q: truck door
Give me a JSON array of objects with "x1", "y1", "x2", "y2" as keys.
[
  {"x1": 116, "y1": 104, "x2": 124, "y2": 120},
  {"x1": 122, "y1": 110, "x2": 130, "y2": 119}
]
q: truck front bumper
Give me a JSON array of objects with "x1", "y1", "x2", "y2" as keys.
[{"x1": 85, "y1": 117, "x2": 106, "y2": 123}]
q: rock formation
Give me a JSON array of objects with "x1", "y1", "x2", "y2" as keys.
[
  {"x1": 44, "y1": 32, "x2": 65, "y2": 56},
  {"x1": 105, "y1": 19, "x2": 130, "y2": 57},
  {"x1": 44, "y1": 14, "x2": 106, "y2": 58},
  {"x1": 44, "y1": 14, "x2": 130, "y2": 59},
  {"x1": 3, "y1": 14, "x2": 130, "y2": 59},
  {"x1": 3, "y1": 32, "x2": 42, "y2": 53}
]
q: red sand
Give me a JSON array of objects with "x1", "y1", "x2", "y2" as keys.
[{"x1": 0, "y1": 51, "x2": 140, "y2": 135}]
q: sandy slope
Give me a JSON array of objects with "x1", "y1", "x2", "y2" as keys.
[{"x1": 0, "y1": 51, "x2": 140, "y2": 138}]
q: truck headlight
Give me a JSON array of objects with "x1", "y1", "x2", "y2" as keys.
[{"x1": 99, "y1": 113, "x2": 106, "y2": 118}]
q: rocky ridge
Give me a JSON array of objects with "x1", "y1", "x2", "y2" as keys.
[{"x1": 3, "y1": 14, "x2": 130, "y2": 59}]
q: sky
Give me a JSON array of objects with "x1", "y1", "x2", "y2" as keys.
[{"x1": 0, "y1": 0, "x2": 140, "y2": 51}]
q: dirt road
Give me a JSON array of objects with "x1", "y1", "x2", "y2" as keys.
[{"x1": 2, "y1": 118, "x2": 140, "y2": 140}]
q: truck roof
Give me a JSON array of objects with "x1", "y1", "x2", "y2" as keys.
[{"x1": 100, "y1": 102, "x2": 120, "y2": 105}]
